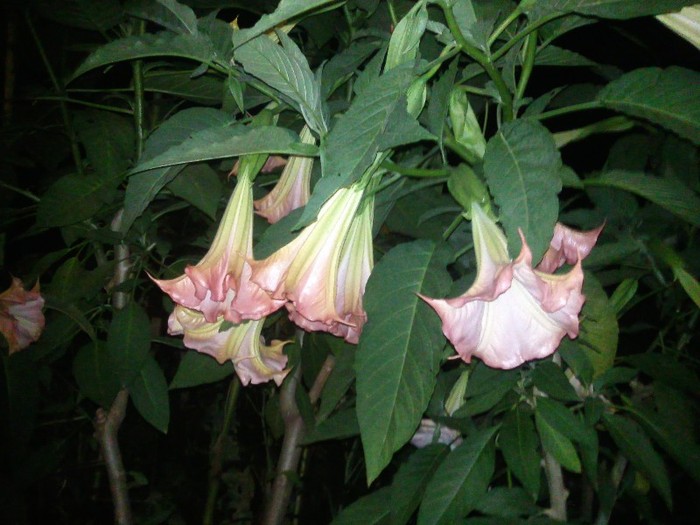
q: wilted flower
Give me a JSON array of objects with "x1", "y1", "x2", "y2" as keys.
[
  {"x1": 252, "y1": 183, "x2": 373, "y2": 343},
  {"x1": 168, "y1": 305, "x2": 289, "y2": 386},
  {"x1": 420, "y1": 203, "x2": 599, "y2": 369},
  {"x1": 411, "y1": 419, "x2": 463, "y2": 449},
  {"x1": 0, "y1": 277, "x2": 45, "y2": 354},
  {"x1": 254, "y1": 126, "x2": 315, "y2": 223},
  {"x1": 152, "y1": 173, "x2": 284, "y2": 324}
]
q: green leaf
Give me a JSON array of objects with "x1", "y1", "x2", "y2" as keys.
[
  {"x1": 331, "y1": 486, "x2": 392, "y2": 525},
  {"x1": 125, "y1": 0, "x2": 198, "y2": 35},
  {"x1": 499, "y1": 406, "x2": 541, "y2": 499},
  {"x1": 44, "y1": 295, "x2": 97, "y2": 342},
  {"x1": 74, "y1": 110, "x2": 134, "y2": 179},
  {"x1": 598, "y1": 67, "x2": 700, "y2": 144},
  {"x1": 318, "y1": 344, "x2": 356, "y2": 420},
  {"x1": 534, "y1": 46, "x2": 597, "y2": 67},
  {"x1": 536, "y1": 411, "x2": 581, "y2": 473},
  {"x1": 169, "y1": 351, "x2": 234, "y2": 389},
  {"x1": 73, "y1": 341, "x2": 121, "y2": 408},
  {"x1": 417, "y1": 426, "x2": 497, "y2": 525},
  {"x1": 609, "y1": 278, "x2": 638, "y2": 315},
  {"x1": 303, "y1": 408, "x2": 359, "y2": 444},
  {"x1": 232, "y1": 0, "x2": 340, "y2": 48},
  {"x1": 236, "y1": 32, "x2": 327, "y2": 135},
  {"x1": 167, "y1": 163, "x2": 223, "y2": 220},
  {"x1": 385, "y1": 1, "x2": 428, "y2": 70},
  {"x1": 302, "y1": 65, "x2": 432, "y2": 227},
  {"x1": 128, "y1": 356, "x2": 170, "y2": 433},
  {"x1": 483, "y1": 119, "x2": 562, "y2": 261},
  {"x1": 426, "y1": 59, "x2": 458, "y2": 154},
  {"x1": 321, "y1": 39, "x2": 380, "y2": 98},
  {"x1": 603, "y1": 413, "x2": 672, "y2": 509},
  {"x1": 674, "y1": 265, "x2": 700, "y2": 308},
  {"x1": 143, "y1": 70, "x2": 224, "y2": 105},
  {"x1": 532, "y1": 362, "x2": 580, "y2": 402},
  {"x1": 474, "y1": 487, "x2": 539, "y2": 519},
  {"x1": 357, "y1": 240, "x2": 452, "y2": 483},
  {"x1": 73, "y1": 32, "x2": 215, "y2": 79},
  {"x1": 391, "y1": 445, "x2": 450, "y2": 525},
  {"x1": 525, "y1": 0, "x2": 697, "y2": 20},
  {"x1": 106, "y1": 303, "x2": 152, "y2": 386},
  {"x1": 535, "y1": 397, "x2": 588, "y2": 443},
  {"x1": 455, "y1": 364, "x2": 519, "y2": 417},
  {"x1": 48, "y1": 257, "x2": 113, "y2": 303},
  {"x1": 624, "y1": 353, "x2": 699, "y2": 395},
  {"x1": 37, "y1": 172, "x2": 121, "y2": 227},
  {"x1": 132, "y1": 125, "x2": 317, "y2": 173},
  {"x1": 586, "y1": 170, "x2": 700, "y2": 227}
]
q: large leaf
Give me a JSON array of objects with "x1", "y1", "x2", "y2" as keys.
[
  {"x1": 131, "y1": 125, "x2": 317, "y2": 173},
  {"x1": 73, "y1": 341, "x2": 121, "y2": 408},
  {"x1": 356, "y1": 240, "x2": 452, "y2": 483},
  {"x1": 128, "y1": 356, "x2": 170, "y2": 433},
  {"x1": 169, "y1": 351, "x2": 234, "y2": 389},
  {"x1": 499, "y1": 406, "x2": 541, "y2": 499},
  {"x1": 532, "y1": 361, "x2": 580, "y2": 402},
  {"x1": 535, "y1": 411, "x2": 581, "y2": 473},
  {"x1": 417, "y1": 426, "x2": 498, "y2": 525},
  {"x1": 303, "y1": 409, "x2": 359, "y2": 444},
  {"x1": 167, "y1": 163, "x2": 223, "y2": 220},
  {"x1": 385, "y1": 1, "x2": 428, "y2": 70},
  {"x1": 74, "y1": 110, "x2": 134, "y2": 179},
  {"x1": 331, "y1": 486, "x2": 391, "y2": 525},
  {"x1": 143, "y1": 70, "x2": 224, "y2": 105},
  {"x1": 106, "y1": 303, "x2": 152, "y2": 386},
  {"x1": 73, "y1": 32, "x2": 215, "y2": 79},
  {"x1": 235, "y1": 32, "x2": 327, "y2": 135},
  {"x1": 598, "y1": 67, "x2": 700, "y2": 144},
  {"x1": 603, "y1": 413, "x2": 672, "y2": 509},
  {"x1": 391, "y1": 445, "x2": 450, "y2": 525},
  {"x1": 37, "y1": 172, "x2": 121, "y2": 227},
  {"x1": 125, "y1": 0, "x2": 198, "y2": 35},
  {"x1": 321, "y1": 39, "x2": 380, "y2": 98},
  {"x1": 301, "y1": 65, "x2": 433, "y2": 227},
  {"x1": 585, "y1": 170, "x2": 700, "y2": 227},
  {"x1": 483, "y1": 119, "x2": 562, "y2": 262},
  {"x1": 232, "y1": 0, "x2": 341, "y2": 47},
  {"x1": 526, "y1": 0, "x2": 697, "y2": 20}
]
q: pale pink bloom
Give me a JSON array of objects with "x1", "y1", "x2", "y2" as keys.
[
  {"x1": 169, "y1": 305, "x2": 289, "y2": 386},
  {"x1": 420, "y1": 204, "x2": 594, "y2": 370},
  {"x1": 252, "y1": 184, "x2": 373, "y2": 343},
  {"x1": 254, "y1": 126, "x2": 315, "y2": 223},
  {"x1": 410, "y1": 419, "x2": 463, "y2": 450},
  {"x1": 537, "y1": 222, "x2": 604, "y2": 273},
  {"x1": 0, "y1": 278, "x2": 45, "y2": 354},
  {"x1": 152, "y1": 174, "x2": 284, "y2": 324}
]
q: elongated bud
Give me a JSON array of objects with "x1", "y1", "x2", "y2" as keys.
[
  {"x1": 445, "y1": 369, "x2": 470, "y2": 416},
  {"x1": 449, "y1": 88, "x2": 486, "y2": 161},
  {"x1": 406, "y1": 77, "x2": 428, "y2": 118},
  {"x1": 447, "y1": 164, "x2": 493, "y2": 217}
]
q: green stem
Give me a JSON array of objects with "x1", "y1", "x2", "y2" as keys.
[
  {"x1": 381, "y1": 160, "x2": 450, "y2": 178},
  {"x1": 444, "y1": 132, "x2": 480, "y2": 165},
  {"x1": 533, "y1": 101, "x2": 602, "y2": 121},
  {"x1": 487, "y1": 6, "x2": 523, "y2": 47},
  {"x1": 203, "y1": 377, "x2": 242, "y2": 525},
  {"x1": 30, "y1": 96, "x2": 133, "y2": 115},
  {"x1": 25, "y1": 11, "x2": 84, "y2": 176},
  {"x1": 132, "y1": 21, "x2": 146, "y2": 160},
  {"x1": 515, "y1": 30, "x2": 538, "y2": 102},
  {"x1": 438, "y1": 1, "x2": 514, "y2": 121},
  {"x1": 0, "y1": 181, "x2": 40, "y2": 202},
  {"x1": 492, "y1": 14, "x2": 560, "y2": 62}
]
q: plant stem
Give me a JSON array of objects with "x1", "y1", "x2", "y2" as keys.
[
  {"x1": 262, "y1": 354, "x2": 336, "y2": 525},
  {"x1": 544, "y1": 451, "x2": 568, "y2": 522},
  {"x1": 25, "y1": 11, "x2": 84, "y2": 176},
  {"x1": 29, "y1": 96, "x2": 134, "y2": 115},
  {"x1": 515, "y1": 30, "x2": 538, "y2": 102},
  {"x1": 133, "y1": 20, "x2": 146, "y2": 160},
  {"x1": 438, "y1": 0, "x2": 514, "y2": 121},
  {"x1": 533, "y1": 101, "x2": 602, "y2": 121},
  {"x1": 203, "y1": 377, "x2": 242, "y2": 525},
  {"x1": 94, "y1": 389, "x2": 132, "y2": 525},
  {"x1": 487, "y1": 6, "x2": 522, "y2": 47},
  {"x1": 491, "y1": 14, "x2": 560, "y2": 62}
]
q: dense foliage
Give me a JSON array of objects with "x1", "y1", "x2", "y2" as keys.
[{"x1": 1, "y1": 1, "x2": 699, "y2": 524}]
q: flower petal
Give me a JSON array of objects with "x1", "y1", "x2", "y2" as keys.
[
  {"x1": 0, "y1": 278, "x2": 45, "y2": 354},
  {"x1": 537, "y1": 222, "x2": 604, "y2": 273}
]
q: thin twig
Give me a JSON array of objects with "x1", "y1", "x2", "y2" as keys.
[
  {"x1": 262, "y1": 354, "x2": 337, "y2": 525},
  {"x1": 544, "y1": 451, "x2": 568, "y2": 522}
]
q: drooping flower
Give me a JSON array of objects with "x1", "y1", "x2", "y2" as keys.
[
  {"x1": 252, "y1": 183, "x2": 373, "y2": 343},
  {"x1": 152, "y1": 173, "x2": 284, "y2": 324},
  {"x1": 420, "y1": 203, "x2": 598, "y2": 370},
  {"x1": 168, "y1": 305, "x2": 289, "y2": 386},
  {"x1": 254, "y1": 126, "x2": 315, "y2": 224},
  {"x1": 537, "y1": 222, "x2": 604, "y2": 273},
  {"x1": 0, "y1": 277, "x2": 45, "y2": 354}
]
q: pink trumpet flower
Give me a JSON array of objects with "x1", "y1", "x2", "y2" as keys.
[
  {"x1": 537, "y1": 222, "x2": 604, "y2": 273},
  {"x1": 254, "y1": 126, "x2": 316, "y2": 223},
  {"x1": 252, "y1": 184, "x2": 373, "y2": 343},
  {"x1": 420, "y1": 204, "x2": 600, "y2": 370},
  {"x1": 152, "y1": 173, "x2": 284, "y2": 324},
  {"x1": 168, "y1": 305, "x2": 289, "y2": 386},
  {"x1": 0, "y1": 277, "x2": 45, "y2": 354}
]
